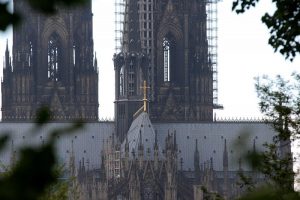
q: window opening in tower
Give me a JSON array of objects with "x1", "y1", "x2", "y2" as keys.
[
  {"x1": 73, "y1": 45, "x2": 76, "y2": 66},
  {"x1": 128, "y1": 61, "x2": 135, "y2": 95},
  {"x1": 47, "y1": 33, "x2": 60, "y2": 81},
  {"x1": 120, "y1": 66, "x2": 125, "y2": 96},
  {"x1": 163, "y1": 38, "x2": 170, "y2": 82},
  {"x1": 29, "y1": 41, "x2": 33, "y2": 67}
]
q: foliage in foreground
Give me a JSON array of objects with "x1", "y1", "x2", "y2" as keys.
[
  {"x1": 0, "y1": 107, "x2": 83, "y2": 200},
  {"x1": 237, "y1": 74, "x2": 300, "y2": 199},
  {"x1": 0, "y1": 0, "x2": 89, "y2": 31},
  {"x1": 232, "y1": 0, "x2": 300, "y2": 61}
]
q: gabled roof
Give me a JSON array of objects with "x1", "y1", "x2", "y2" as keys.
[{"x1": 122, "y1": 112, "x2": 159, "y2": 158}]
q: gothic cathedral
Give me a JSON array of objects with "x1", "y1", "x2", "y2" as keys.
[
  {"x1": 2, "y1": 0, "x2": 98, "y2": 121},
  {"x1": 114, "y1": 0, "x2": 214, "y2": 140}
]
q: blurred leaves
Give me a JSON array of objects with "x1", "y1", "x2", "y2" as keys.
[
  {"x1": 27, "y1": 0, "x2": 88, "y2": 14},
  {"x1": 38, "y1": 165, "x2": 68, "y2": 200},
  {"x1": 0, "y1": 0, "x2": 89, "y2": 31},
  {"x1": 35, "y1": 107, "x2": 52, "y2": 127},
  {"x1": 232, "y1": 0, "x2": 300, "y2": 61},
  {"x1": 239, "y1": 185, "x2": 299, "y2": 200},
  {"x1": 0, "y1": 2, "x2": 20, "y2": 31},
  {"x1": 0, "y1": 107, "x2": 83, "y2": 200},
  {"x1": 237, "y1": 74, "x2": 300, "y2": 199},
  {"x1": 0, "y1": 144, "x2": 56, "y2": 200}
]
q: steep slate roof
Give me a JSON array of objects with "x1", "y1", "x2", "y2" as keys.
[
  {"x1": 153, "y1": 122, "x2": 275, "y2": 171},
  {"x1": 121, "y1": 111, "x2": 275, "y2": 172},
  {"x1": 0, "y1": 119, "x2": 276, "y2": 173},
  {"x1": 0, "y1": 122, "x2": 114, "y2": 170}
]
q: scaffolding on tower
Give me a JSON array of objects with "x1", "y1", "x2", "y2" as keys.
[
  {"x1": 206, "y1": 0, "x2": 223, "y2": 109},
  {"x1": 115, "y1": 0, "x2": 126, "y2": 53}
]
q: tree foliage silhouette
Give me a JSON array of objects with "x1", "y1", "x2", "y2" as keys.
[
  {"x1": 232, "y1": 0, "x2": 300, "y2": 61},
  {"x1": 238, "y1": 75, "x2": 300, "y2": 199},
  {"x1": 0, "y1": 0, "x2": 89, "y2": 31},
  {"x1": 0, "y1": 108, "x2": 83, "y2": 200}
]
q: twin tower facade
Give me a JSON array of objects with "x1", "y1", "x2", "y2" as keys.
[{"x1": 2, "y1": 0, "x2": 214, "y2": 139}]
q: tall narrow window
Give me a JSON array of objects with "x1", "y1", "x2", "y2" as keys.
[
  {"x1": 119, "y1": 66, "x2": 125, "y2": 96},
  {"x1": 163, "y1": 38, "x2": 170, "y2": 82},
  {"x1": 73, "y1": 45, "x2": 76, "y2": 66},
  {"x1": 128, "y1": 60, "x2": 135, "y2": 95},
  {"x1": 29, "y1": 41, "x2": 33, "y2": 67},
  {"x1": 48, "y1": 33, "x2": 60, "y2": 81}
]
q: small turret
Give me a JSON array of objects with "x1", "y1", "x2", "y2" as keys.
[
  {"x1": 94, "y1": 52, "x2": 98, "y2": 71},
  {"x1": 124, "y1": 136, "x2": 130, "y2": 172},
  {"x1": 153, "y1": 131, "x2": 159, "y2": 171},
  {"x1": 69, "y1": 140, "x2": 76, "y2": 177},
  {"x1": 223, "y1": 139, "x2": 228, "y2": 168},
  {"x1": 5, "y1": 40, "x2": 10, "y2": 69},
  {"x1": 223, "y1": 139, "x2": 229, "y2": 199},
  {"x1": 194, "y1": 139, "x2": 201, "y2": 183},
  {"x1": 100, "y1": 149, "x2": 106, "y2": 182}
]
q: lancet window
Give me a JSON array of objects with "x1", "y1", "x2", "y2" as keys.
[
  {"x1": 163, "y1": 38, "x2": 170, "y2": 82},
  {"x1": 120, "y1": 65, "x2": 125, "y2": 96},
  {"x1": 128, "y1": 60, "x2": 136, "y2": 95},
  {"x1": 47, "y1": 33, "x2": 61, "y2": 81},
  {"x1": 29, "y1": 41, "x2": 33, "y2": 67}
]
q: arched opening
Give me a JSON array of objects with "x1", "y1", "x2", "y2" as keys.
[
  {"x1": 29, "y1": 41, "x2": 33, "y2": 67},
  {"x1": 161, "y1": 33, "x2": 179, "y2": 84},
  {"x1": 47, "y1": 33, "x2": 61, "y2": 81},
  {"x1": 128, "y1": 60, "x2": 136, "y2": 96},
  {"x1": 119, "y1": 65, "x2": 125, "y2": 96},
  {"x1": 163, "y1": 38, "x2": 170, "y2": 82}
]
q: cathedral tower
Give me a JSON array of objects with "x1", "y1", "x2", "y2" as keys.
[
  {"x1": 114, "y1": 0, "x2": 213, "y2": 140},
  {"x1": 2, "y1": 0, "x2": 98, "y2": 121}
]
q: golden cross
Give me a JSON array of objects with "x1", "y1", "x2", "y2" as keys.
[{"x1": 140, "y1": 80, "x2": 150, "y2": 112}]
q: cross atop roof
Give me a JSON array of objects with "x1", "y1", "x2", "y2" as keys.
[{"x1": 141, "y1": 80, "x2": 150, "y2": 113}]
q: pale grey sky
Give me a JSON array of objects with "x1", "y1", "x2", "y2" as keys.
[{"x1": 0, "y1": 0, "x2": 299, "y2": 120}]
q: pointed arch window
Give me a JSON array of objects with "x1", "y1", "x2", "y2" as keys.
[
  {"x1": 128, "y1": 60, "x2": 136, "y2": 95},
  {"x1": 29, "y1": 41, "x2": 33, "y2": 67},
  {"x1": 47, "y1": 33, "x2": 61, "y2": 81},
  {"x1": 163, "y1": 38, "x2": 170, "y2": 82},
  {"x1": 119, "y1": 65, "x2": 125, "y2": 96}
]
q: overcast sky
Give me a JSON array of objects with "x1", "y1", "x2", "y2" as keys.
[{"x1": 0, "y1": 0, "x2": 300, "y2": 120}]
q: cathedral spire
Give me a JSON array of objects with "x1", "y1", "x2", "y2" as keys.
[
  {"x1": 5, "y1": 39, "x2": 9, "y2": 53},
  {"x1": 94, "y1": 52, "x2": 98, "y2": 70},
  {"x1": 69, "y1": 140, "x2": 76, "y2": 177},
  {"x1": 223, "y1": 139, "x2": 228, "y2": 168},
  {"x1": 223, "y1": 139, "x2": 229, "y2": 199},
  {"x1": 5, "y1": 39, "x2": 10, "y2": 70},
  {"x1": 100, "y1": 148, "x2": 106, "y2": 181},
  {"x1": 173, "y1": 130, "x2": 177, "y2": 151},
  {"x1": 194, "y1": 139, "x2": 201, "y2": 183},
  {"x1": 154, "y1": 130, "x2": 158, "y2": 149},
  {"x1": 153, "y1": 130, "x2": 159, "y2": 171},
  {"x1": 125, "y1": 135, "x2": 129, "y2": 153}
]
